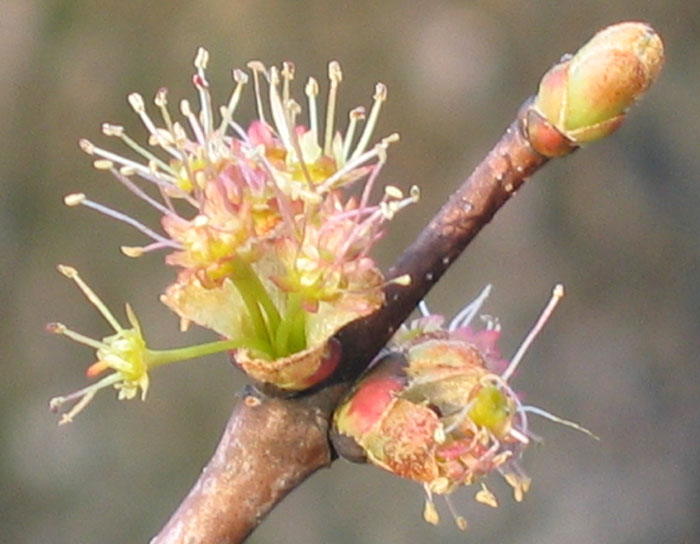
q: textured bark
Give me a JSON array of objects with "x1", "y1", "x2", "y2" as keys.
[{"x1": 151, "y1": 98, "x2": 552, "y2": 543}]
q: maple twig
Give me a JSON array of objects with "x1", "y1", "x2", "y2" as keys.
[
  {"x1": 153, "y1": 21, "x2": 664, "y2": 542},
  {"x1": 152, "y1": 99, "x2": 547, "y2": 544}
]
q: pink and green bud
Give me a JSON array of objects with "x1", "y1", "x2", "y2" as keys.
[
  {"x1": 528, "y1": 21, "x2": 664, "y2": 156},
  {"x1": 333, "y1": 285, "x2": 596, "y2": 529}
]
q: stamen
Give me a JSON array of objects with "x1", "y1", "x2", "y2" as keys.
[
  {"x1": 247, "y1": 61, "x2": 268, "y2": 124},
  {"x1": 64, "y1": 194, "x2": 180, "y2": 248},
  {"x1": 154, "y1": 87, "x2": 173, "y2": 125},
  {"x1": 281, "y1": 61, "x2": 294, "y2": 104},
  {"x1": 180, "y1": 99, "x2": 206, "y2": 147},
  {"x1": 422, "y1": 486, "x2": 440, "y2": 525},
  {"x1": 102, "y1": 123, "x2": 175, "y2": 175},
  {"x1": 508, "y1": 426, "x2": 531, "y2": 444},
  {"x1": 57, "y1": 265, "x2": 124, "y2": 332},
  {"x1": 324, "y1": 61, "x2": 342, "y2": 155},
  {"x1": 521, "y1": 406, "x2": 599, "y2": 440},
  {"x1": 317, "y1": 132, "x2": 398, "y2": 193},
  {"x1": 267, "y1": 66, "x2": 294, "y2": 152},
  {"x1": 449, "y1": 284, "x2": 493, "y2": 331},
  {"x1": 109, "y1": 167, "x2": 182, "y2": 219},
  {"x1": 475, "y1": 483, "x2": 499, "y2": 508},
  {"x1": 193, "y1": 47, "x2": 214, "y2": 135},
  {"x1": 350, "y1": 82, "x2": 387, "y2": 161},
  {"x1": 128, "y1": 92, "x2": 164, "y2": 143},
  {"x1": 342, "y1": 106, "x2": 366, "y2": 163},
  {"x1": 217, "y1": 69, "x2": 249, "y2": 133},
  {"x1": 79, "y1": 139, "x2": 174, "y2": 182},
  {"x1": 305, "y1": 77, "x2": 319, "y2": 142},
  {"x1": 50, "y1": 373, "x2": 122, "y2": 425},
  {"x1": 502, "y1": 284, "x2": 564, "y2": 382},
  {"x1": 444, "y1": 495, "x2": 468, "y2": 530},
  {"x1": 46, "y1": 321, "x2": 107, "y2": 351}
]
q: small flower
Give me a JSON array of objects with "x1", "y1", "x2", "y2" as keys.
[
  {"x1": 61, "y1": 50, "x2": 417, "y2": 391},
  {"x1": 332, "y1": 284, "x2": 596, "y2": 529},
  {"x1": 49, "y1": 266, "x2": 258, "y2": 423},
  {"x1": 48, "y1": 265, "x2": 152, "y2": 424}
]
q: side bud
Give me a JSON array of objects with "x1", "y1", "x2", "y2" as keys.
[
  {"x1": 528, "y1": 21, "x2": 664, "y2": 156},
  {"x1": 332, "y1": 285, "x2": 596, "y2": 529}
]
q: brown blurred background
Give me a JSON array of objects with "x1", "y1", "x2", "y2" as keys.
[{"x1": 2, "y1": 1, "x2": 698, "y2": 543}]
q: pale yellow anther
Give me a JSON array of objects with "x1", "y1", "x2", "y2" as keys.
[
  {"x1": 180, "y1": 99, "x2": 192, "y2": 117},
  {"x1": 102, "y1": 123, "x2": 124, "y2": 137},
  {"x1": 475, "y1": 483, "x2": 499, "y2": 508},
  {"x1": 423, "y1": 500, "x2": 440, "y2": 526},
  {"x1": 409, "y1": 185, "x2": 420, "y2": 201},
  {"x1": 429, "y1": 477, "x2": 451, "y2": 494},
  {"x1": 121, "y1": 246, "x2": 144, "y2": 257},
  {"x1": 328, "y1": 60, "x2": 342, "y2": 83},
  {"x1": 173, "y1": 122, "x2": 187, "y2": 142},
  {"x1": 58, "y1": 264, "x2": 78, "y2": 278},
  {"x1": 384, "y1": 185, "x2": 403, "y2": 199},
  {"x1": 349, "y1": 106, "x2": 366, "y2": 120},
  {"x1": 154, "y1": 87, "x2": 168, "y2": 107},
  {"x1": 286, "y1": 98, "x2": 302, "y2": 117},
  {"x1": 455, "y1": 516, "x2": 468, "y2": 531},
  {"x1": 433, "y1": 425, "x2": 446, "y2": 444},
  {"x1": 232, "y1": 68, "x2": 248, "y2": 84},
  {"x1": 128, "y1": 92, "x2": 145, "y2": 113},
  {"x1": 375, "y1": 145, "x2": 388, "y2": 163},
  {"x1": 247, "y1": 60, "x2": 267, "y2": 74},
  {"x1": 504, "y1": 473, "x2": 530, "y2": 502},
  {"x1": 93, "y1": 160, "x2": 113, "y2": 170},
  {"x1": 281, "y1": 61, "x2": 295, "y2": 81},
  {"x1": 46, "y1": 322, "x2": 67, "y2": 334},
  {"x1": 119, "y1": 165, "x2": 137, "y2": 176},
  {"x1": 383, "y1": 132, "x2": 400, "y2": 145},
  {"x1": 79, "y1": 139, "x2": 95, "y2": 154},
  {"x1": 305, "y1": 77, "x2": 319, "y2": 97},
  {"x1": 194, "y1": 47, "x2": 209, "y2": 70},
  {"x1": 373, "y1": 82, "x2": 388, "y2": 101},
  {"x1": 64, "y1": 193, "x2": 86, "y2": 207}
]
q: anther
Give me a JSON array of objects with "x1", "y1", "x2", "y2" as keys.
[
  {"x1": 57, "y1": 264, "x2": 78, "y2": 278},
  {"x1": 64, "y1": 193, "x2": 86, "y2": 207},
  {"x1": 154, "y1": 87, "x2": 168, "y2": 107},
  {"x1": 384, "y1": 185, "x2": 404, "y2": 199},
  {"x1": 180, "y1": 99, "x2": 192, "y2": 117},
  {"x1": 232, "y1": 68, "x2": 248, "y2": 84},
  {"x1": 93, "y1": 160, "x2": 113, "y2": 170},
  {"x1": 194, "y1": 47, "x2": 209, "y2": 70},
  {"x1": 79, "y1": 139, "x2": 95, "y2": 154},
  {"x1": 102, "y1": 124, "x2": 124, "y2": 137},
  {"x1": 128, "y1": 93, "x2": 145, "y2": 113},
  {"x1": 121, "y1": 246, "x2": 144, "y2": 257}
]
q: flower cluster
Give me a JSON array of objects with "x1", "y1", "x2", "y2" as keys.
[
  {"x1": 50, "y1": 50, "x2": 417, "y2": 421},
  {"x1": 332, "y1": 285, "x2": 596, "y2": 529}
]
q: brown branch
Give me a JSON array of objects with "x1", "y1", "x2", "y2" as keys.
[{"x1": 152, "y1": 98, "x2": 550, "y2": 544}]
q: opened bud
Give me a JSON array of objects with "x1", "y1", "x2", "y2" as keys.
[{"x1": 333, "y1": 285, "x2": 596, "y2": 529}]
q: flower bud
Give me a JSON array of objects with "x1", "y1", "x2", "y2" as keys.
[
  {"x1": 332, "y1": 285, "x2": 595, "y2": 529},
  {"x1": 529, "y1": 21, "x2": 664, "y2": 156}
]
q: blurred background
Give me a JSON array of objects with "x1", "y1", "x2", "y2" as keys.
[{"x1": 2, "y1": 1, "x2": 698, "y2": 543}]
